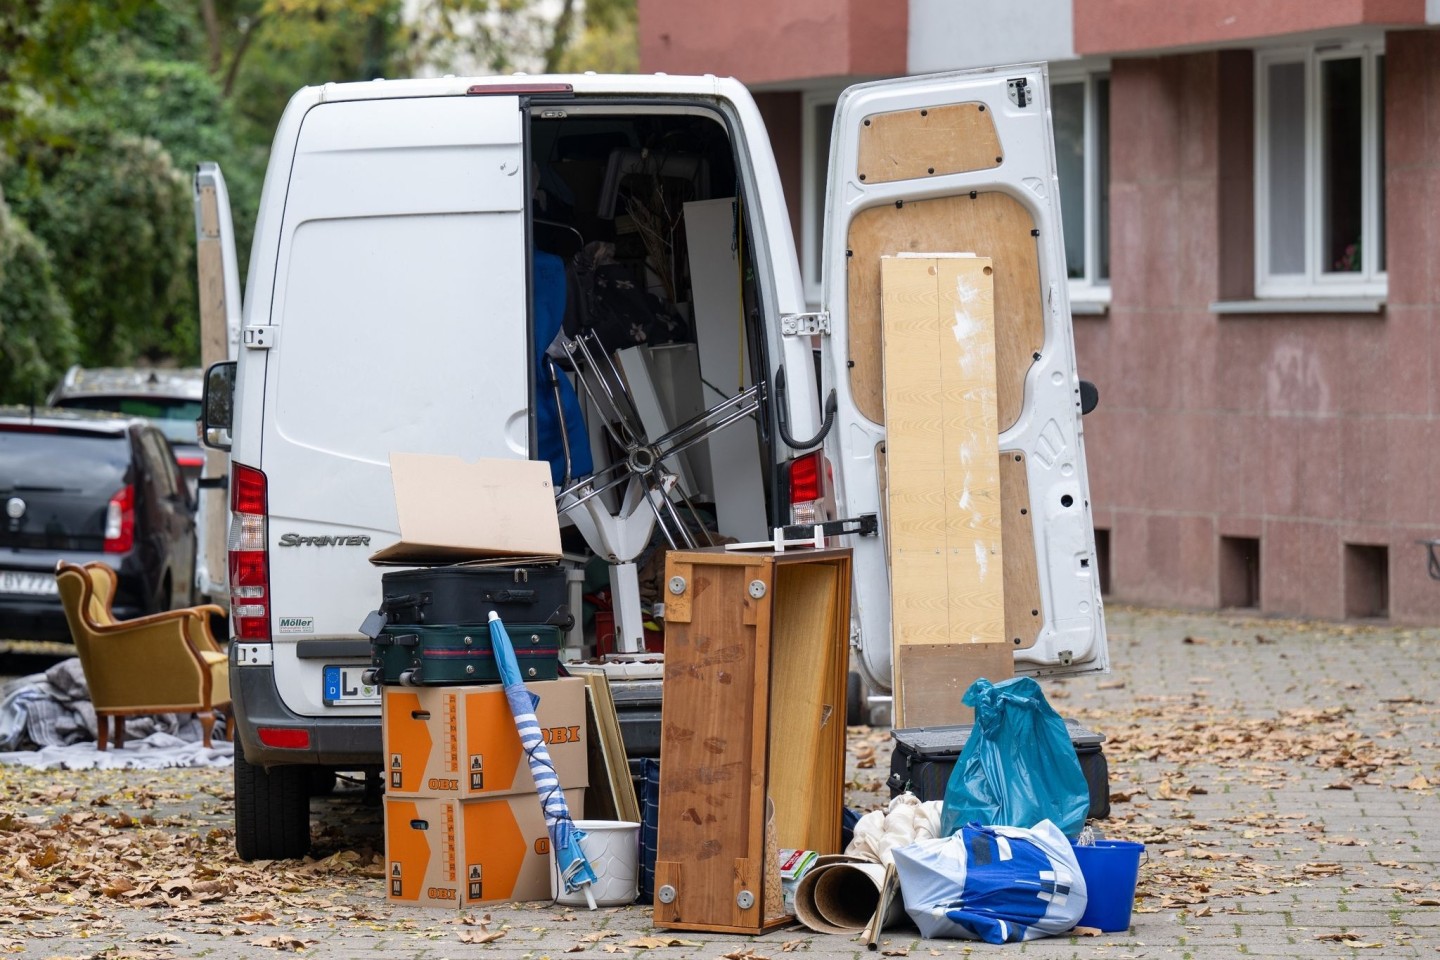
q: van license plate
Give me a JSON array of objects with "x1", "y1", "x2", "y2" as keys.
[
  {"x1": 322, "y1": 665, "x2": 381, "y2": 706},
  {"x1": 0, "y1": 571, "x2": 58, "y2": 596}
]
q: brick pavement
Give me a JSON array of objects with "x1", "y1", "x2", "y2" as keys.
[{"x1": 2, "y1": 604, "x2": 1437, "y2": 958}]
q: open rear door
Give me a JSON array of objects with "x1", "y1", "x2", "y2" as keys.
[
  {"x1": 820, "y1": 64, "x2": 1108, "y2": 719},
  {"x1": 192, "y1": 162, "x2": 243, "y2": 608}
]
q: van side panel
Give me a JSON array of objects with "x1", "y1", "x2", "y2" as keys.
[{"x1": 262, "y1": 94, "x2": 528, "y2": 718}]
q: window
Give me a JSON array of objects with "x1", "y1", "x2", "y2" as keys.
[
  {"x1": 801, "y1": 91, "x2": 840, "y2": 306},
  {"x1": 1255, "y1": 43, "x2": 1385, "y2": 298},
  {"x1": 1050, "y1": 71, "x2": 1110, "y2": 304}
]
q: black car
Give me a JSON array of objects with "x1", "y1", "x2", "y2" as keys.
[{"x1": 0, "y1": 407, "x2": 197, "y2": 641}]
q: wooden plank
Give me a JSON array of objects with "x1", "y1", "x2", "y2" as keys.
[
  {"x1": 767, "y1": 562, "x2": 841, "y2": 854},
  {"x1": 896, "y1": 642, "x2": 1015, "y2": 727},
  {"x1": 881, "y1": 256, "x2": 1004, "y2": 659},
  {"x1": 847, "y1": 192, "x2": 1045, "y2": 431},
  {"x1": 857, "y1": 102, "x2": 1003, "y2": 185},
  {"x1": 582, "y1": 675, "x2": 639, "y2": 824},
  {"x1": 1000, "y1": 451, "x2": 1043, "y2": 651}
]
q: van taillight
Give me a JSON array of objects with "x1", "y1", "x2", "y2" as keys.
[
  {"x1": 787, "y1": 451, "x2": 828, "y2": 527},
  {"x1": 103, "y1": 485, "x2": 135, "y2": 553},
  {"x1": 229, "y1": 464, "x2": 271, "y2": 641}
]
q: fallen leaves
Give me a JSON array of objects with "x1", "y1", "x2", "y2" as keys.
[
  {"x1": 1314, "y1": 931, "x2": 1385, "y2": 948},
  {"x1": 624, "y1": 936, "x2": 703, "y2": 948},
  {"x1": 250, "y1": 935, "x2": 318, "y2": 951}
]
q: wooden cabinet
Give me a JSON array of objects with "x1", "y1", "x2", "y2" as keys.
[{"x1": 653, "y1": 546, "x2": 852, "y2": 934}]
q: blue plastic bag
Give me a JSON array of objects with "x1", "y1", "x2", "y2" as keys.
[
  {"x1": 939, "y1": 677, "x2": 1090, "y2": 837},
  {"x1": 892, "y1": 819, "x2": 1087, "y2": 943}
]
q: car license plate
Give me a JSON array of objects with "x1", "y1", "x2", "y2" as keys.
[
  {"x1": 322, "y1": 665, "x2": 381, "y2": 706},
  {"x1": 0, "y1": 571, "x2": 59, "y2": 596}
]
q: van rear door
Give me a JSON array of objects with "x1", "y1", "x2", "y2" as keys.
[
  {"x1": 821, "y1": 65, "x2": 1108, "y2": 708},
  {"x1": 259, "y1": 93, "x2": 530, "y2": 718},
  {"x1": 193, "y1": 162, "x2": 242, "y2": 608}
]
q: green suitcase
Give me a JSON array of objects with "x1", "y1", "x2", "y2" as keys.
[{"x1": 364, "y1": 622, "x2": 562, "y2": 686}]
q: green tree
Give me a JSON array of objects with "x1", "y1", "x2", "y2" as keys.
[
  {"x1": 558, "y1": 0, "x2": 637, "y2": 74},
  {"x1": 0, "y1": 188, "x2": 79, "y2": 404},
  {"x1": 4, "y1": 115, "x2": 193, "y2": 365}
]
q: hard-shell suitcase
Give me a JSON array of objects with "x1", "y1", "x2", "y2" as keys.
[
  {"x1": 365, "y1": 623, "x2": 562, "y2": 686},
  {"x1": 886, "y1": 718, "x2": 1111, "y2": 820},
  {"x1": 379, "y1": 565, "x2": 572, "y2": 629}
]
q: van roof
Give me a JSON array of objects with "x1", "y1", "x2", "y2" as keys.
[{"x1": 315, "y1": 72, "x2": 747, "y2": 104}]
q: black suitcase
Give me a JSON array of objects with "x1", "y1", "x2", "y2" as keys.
[
  {"x1": 886, "y1": 718, "x2": 1111, "y2": 821},
  {"x1": 379, "y1": 565, "x2": 572, "y2": 629},
  {"x1": 364, "y1": 623, "x2": 562, "y2": 686}
]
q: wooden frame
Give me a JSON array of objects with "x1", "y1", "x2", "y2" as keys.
[{"x1": 653, "y1": 546, "x2": 852, "y2": 934}]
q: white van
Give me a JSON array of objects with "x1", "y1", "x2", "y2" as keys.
[{"x1": 200, "y1": 66, "x2": 1108, "y2": 860}]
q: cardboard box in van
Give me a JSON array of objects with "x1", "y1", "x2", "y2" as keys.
[
  {"x1": 369, "y1": 453, "x2": 562, "y2": 565},
  {"x1": 383, "y1": 677, "x2": 587, "y2": 798}
]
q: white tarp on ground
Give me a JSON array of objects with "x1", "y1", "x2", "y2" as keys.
[
  {"x1": 0, "y1": 732, "x2": 234, "y2": 770},
  {"x1": 0, "y1": 658, "x2": 231, "y2": 769}
]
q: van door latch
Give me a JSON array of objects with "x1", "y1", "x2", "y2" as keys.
[
  {"x1": 243, "y1": 325, "x2": 276, "y2": 349},
  {"x1": 781, "y1": 312, "x2": 830, "y2": 337}
]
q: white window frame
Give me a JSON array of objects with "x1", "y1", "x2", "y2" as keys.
[
  {"x1": 801, "y1": 88, "x2": 843, "y2": 308},
  {"x1": 1254, "y1": 41, "x2": 1386, "y2": 300},
  {"x1": 1048, "y1": 65, "x2": 1111, "y2": 310}
]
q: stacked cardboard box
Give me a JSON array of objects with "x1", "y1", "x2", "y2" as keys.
[{"x1": 382, "y1": 676, "x2": 589, "y2": 907}]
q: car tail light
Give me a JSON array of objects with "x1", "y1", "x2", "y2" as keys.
[
  {"x1": 229, "y1": 464, "x2": 271, "y2": 641},
  {"x1": 103, "y1": 485, "x2": 135, "y2": 553},
  {"x1": 786, "y1": 451, "x2": 829, "y2": 527},
  {"x1": 174, "y1": 453, "x2": 205, "y2": 472}
]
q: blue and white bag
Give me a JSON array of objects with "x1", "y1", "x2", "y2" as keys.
[{"x1": 892, "y1": 820, "x2": 1087, "y2": 943}]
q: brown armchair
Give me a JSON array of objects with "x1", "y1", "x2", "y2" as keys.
[{"x1": 55, "y1": 560, "x2": 232, "y2": 750}]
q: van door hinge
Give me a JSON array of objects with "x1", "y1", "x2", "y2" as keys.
[
  {"x1": 781, "y1": 312, "x2": 830, "y2": 337},
  {"x1": 1007, "y1": 77, "x2": 1031, "y2": 108},
  {"x1": 243, "y1": 325, "x2": 276, "y2": 349}
]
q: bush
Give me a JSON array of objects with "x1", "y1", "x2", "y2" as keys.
[{"x1": 0, "y1": 190, "x2": 79, "y2": 404}]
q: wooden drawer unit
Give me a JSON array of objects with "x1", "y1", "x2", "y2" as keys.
[{"x1": 653, "y1": 546, "x2": 853, "y2": 934}]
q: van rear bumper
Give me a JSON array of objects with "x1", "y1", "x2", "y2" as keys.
[{"x1": 230, "y1": 651, "x2": 380, "y2": 768}]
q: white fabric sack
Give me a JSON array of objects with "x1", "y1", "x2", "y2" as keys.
[{"x1": 845, "y1": 793, "x2": 945, "y2": 865}]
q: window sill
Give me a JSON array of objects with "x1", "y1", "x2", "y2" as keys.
[
  {"x1": 1210, "y1": 298, "x2": 1386, "y2": 316},
  {"x1": 1070, "y1": 299, "x2": 1110, "y2": 317}
]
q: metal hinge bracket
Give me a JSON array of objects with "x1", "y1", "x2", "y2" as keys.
[
  {"x1": 243, "y1": 325, "x2": 276, "y2": 349},
  {"x1": 781, "y1": 312, "x2": 831, "y2": 337}
]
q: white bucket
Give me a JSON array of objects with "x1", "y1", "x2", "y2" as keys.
[{"x1": 554, "y1": 820, "x2": 641, "y2": 907}]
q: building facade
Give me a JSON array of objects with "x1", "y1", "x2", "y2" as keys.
[{"x1": 638, "y1": 0, "x2": 1440, "y2": 623}]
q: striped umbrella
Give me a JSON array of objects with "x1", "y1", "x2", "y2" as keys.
[{"x1": 487, "y1": 611, "x2": 599, "y2": 909}]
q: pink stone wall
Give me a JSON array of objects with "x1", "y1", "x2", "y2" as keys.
[
  {"x1": 1075, "y1": 0, "x2": 1425, "y2": 56},
  {"x1": 637, "y1": 0, "x2": 906, "y2": 85},
  {"x1": 1077, "y1": 33, "x2": 1440, "y2": 623}
]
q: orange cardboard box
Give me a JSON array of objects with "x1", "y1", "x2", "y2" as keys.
[
  {"x1": 385, "y1": 789, "x2": 584, "y2": 907},
  {"x1": 383, "y1": 677, "x2": 587, "y2": 798}
]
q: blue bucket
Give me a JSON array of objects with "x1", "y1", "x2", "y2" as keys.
[{"x1": 1071, "y1": 840, "x2": 1145, "y2": 932}]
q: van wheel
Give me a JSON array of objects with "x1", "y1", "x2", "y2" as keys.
[
  {"x1": 234, "y1": 751, "x2": 311, "y2": 861},
  {"x1": 846, "y1": 671, "x2": 865, "y2": 727}
]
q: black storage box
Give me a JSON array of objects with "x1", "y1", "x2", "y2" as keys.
[
  {"x1": 887, "y1": 718, "x2": 1110, "y2": 821},
  {"x1": 380, "y1": 564, "x2": 571, "y2": 629},
  {"x1": 366, "y1": 622, "x2": 561, "y2": 685}
]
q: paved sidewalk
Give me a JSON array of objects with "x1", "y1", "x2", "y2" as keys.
[{"x1": 1, "y1": 604, "x2": 1437, "y2": 958}]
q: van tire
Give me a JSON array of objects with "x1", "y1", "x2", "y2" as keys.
[
  {"x1": 846, "y1": 671, "x2": 865, "y2": 727},
  {"x1": 234, "y1": 751, "x2": 311, "y2": 861}
]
